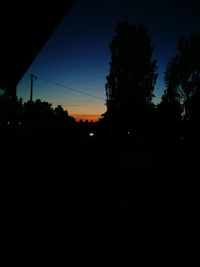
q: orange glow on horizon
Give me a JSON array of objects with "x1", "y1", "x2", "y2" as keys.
[
  {"x1": 70, "y1": 113, "x2": 101, "y2": 122},
  {"x1": 63, "y1": 101, "x2": 106, "y2": 122}
]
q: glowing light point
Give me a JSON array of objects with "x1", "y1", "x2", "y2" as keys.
[{"x1": 89, "y1": 132, "x2": 95, "y2": 137}]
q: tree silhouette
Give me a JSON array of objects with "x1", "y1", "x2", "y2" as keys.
[
  {"x1": 54, "y1": 105, "x2": 68, "y2": 121},
  {"x1": 105, "y1": 21, "x2": 157, "y2": 132},
  {"x1": 164, "y1": 34, "x2": 200, "y2": 122},
  {"x1": 0, "y1": 92, "x2": 23, "y2": 125},
  {"x1": 157, "y1": 91, "x2": 182, "y2": 142},
  {"x1": 15, "y1": 97, "x2": 24, "y2": 123},
  {"x1": 24, "y1": 99, "x2": 54, "y2": 127},
  {"x1": 157, "y1": 57, "x2": 183, "y2": 140}
]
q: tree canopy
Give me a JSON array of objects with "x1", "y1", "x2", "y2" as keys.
[
  {"x1": 105, "y1": 21, "x2": 157, "y2": 131},
  {"x1": 164, "y1": 34, "x2": 200, "y2": 121}
]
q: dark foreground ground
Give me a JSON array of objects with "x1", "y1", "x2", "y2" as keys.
[{"x1": 1, "y1": 126, "x2": 199, "y2": 265}]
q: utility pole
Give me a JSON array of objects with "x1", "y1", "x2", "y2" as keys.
[{"x1": 30, "y1": 74, "x2": 37, "y2": 102}]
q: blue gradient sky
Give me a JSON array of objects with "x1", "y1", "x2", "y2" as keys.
[{"x1": 17, "y1": 0, "x2": 199, "y2": 121}]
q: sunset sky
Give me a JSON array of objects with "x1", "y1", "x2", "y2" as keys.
[{"x1": 17, "y1": 0, "x2": 199, "y2": 121}]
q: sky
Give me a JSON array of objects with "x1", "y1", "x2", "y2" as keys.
[{"x1": 17, "y1": 0, "x2": 200, "y2": 121}]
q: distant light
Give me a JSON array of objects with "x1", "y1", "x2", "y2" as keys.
[
  {"x1": 89, "y1": 132, "x2": 95, "y2": 137},
  {"x1": 7, "y1": 121, "x2": 10, "y2": 125},
  {"x1": 18, "y1": 121, "x2": 22, "y2": 125},
  {"x1": 127, "y1": 131, "x2": 130, "y2": 135}
]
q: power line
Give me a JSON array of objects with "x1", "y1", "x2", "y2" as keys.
[{"x1": 26, "y1": 73, "x2": 105, "y2": 101}]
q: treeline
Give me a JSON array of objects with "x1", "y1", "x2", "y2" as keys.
[
  {"x1": 1, "y1": 20, "x2": 199, "y2": 142},
  {"x1": 103, "y1": 21, "x2": 200, "y2": 144},
  {"x1": 0, "y1": 95, "x2": 99, "y2": 140},
  {"x1": 0, "y1": 96, "x2": 75, "y2": 128}
]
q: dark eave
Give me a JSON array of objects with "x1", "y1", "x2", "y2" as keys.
[{"x1": 0, "y1": 1, "x2": 73, "y2": 90}]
